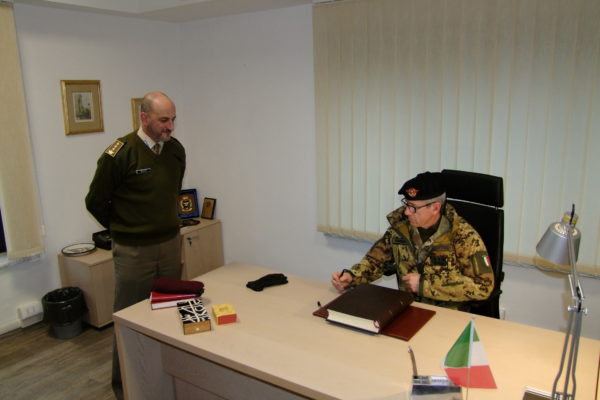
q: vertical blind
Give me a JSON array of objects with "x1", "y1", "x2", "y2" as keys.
[
  {"x1": 0, "y1": 3, "x2": 44, "y2": 260},
  {"x1": 314, "y1": 0, "x2": 600, "y2": 276}
]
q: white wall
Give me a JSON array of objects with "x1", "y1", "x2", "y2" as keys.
[
  {"x1": 178, "y1": 6, "x2": 369, "y2": 281},
  {"x1": 2, "y1": 3, "x2": 598, "y2": 340},
  {"x1": 0, "y1": 3, "x2": 182, "y2": 333}
]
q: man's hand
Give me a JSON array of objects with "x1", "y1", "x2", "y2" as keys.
[
  {"x1": 401, "y1": 273, "x2": 420, "y2": 293},
  {"x1": 331, "y1": 270, "x2": 353, "y2": 292}
]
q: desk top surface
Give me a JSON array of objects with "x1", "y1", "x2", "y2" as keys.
[{"x1": 114, "y1": 263, "x2": 600, "y2": 400}]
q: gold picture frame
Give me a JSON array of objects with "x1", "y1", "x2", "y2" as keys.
[
  {"x1": 60, "y1": 80, "x2": 104, "y2": 135},
  {"x1": 201, "y1": 198, "x2": 216, "y2": 220},
  {"x1": 131, "y1": 97, "x2": 143, "y2": 131}
]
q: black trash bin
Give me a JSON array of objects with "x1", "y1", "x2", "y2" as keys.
[{"x1": 42, "y1": 287, "x2": 87, "y2": 339}]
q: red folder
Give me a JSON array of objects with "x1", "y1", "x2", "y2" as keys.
[{"x1": 150, "y1": 291, "x2": 199, "y2": 310}]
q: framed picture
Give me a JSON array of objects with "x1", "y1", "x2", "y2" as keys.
[
  {"x1": 60, "y1": 80, "x2": 104, "y2": 135},
  {"x1": 178, "y1": 189, "x2": 200, "y2": 219},
  {"x1": 201, "y1": 198, "x2": 216, "y2": 220},
  {"x1": 131, "y1": 97, "x2": 143, "y2": 131}
]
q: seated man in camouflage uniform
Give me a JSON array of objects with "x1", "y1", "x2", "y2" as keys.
[{"x1": 331, "y1": 171, "x2": 494, "y2": 311}]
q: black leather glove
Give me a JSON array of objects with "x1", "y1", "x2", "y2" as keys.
[{"x1": 246, "y1": 273, "x2": 288, "y2": 292}]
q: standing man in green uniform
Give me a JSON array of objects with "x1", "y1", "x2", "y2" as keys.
[
  {"x1": 85, "y1": 91, "x2": 185, "y2": 398},
  {"x1": 331, "y1": 172, "x2": 494, "y2": 311}
]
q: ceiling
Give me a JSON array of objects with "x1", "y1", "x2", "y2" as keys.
[{"x1": 13, "y1": 0, "x2": 314, "y2": 22}]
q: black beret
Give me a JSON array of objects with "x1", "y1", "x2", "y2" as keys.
[{"x1": 398, "y1": 172, "x2": 445, "y2": 200}]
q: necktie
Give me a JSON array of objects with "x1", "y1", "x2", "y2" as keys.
[{"x1": 152, "y1": 143, "x2": 160, "y2": 154}]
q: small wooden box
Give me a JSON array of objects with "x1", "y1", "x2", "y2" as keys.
[
  {"x1": 212, "y1": 303, "x2": 237, "y2": 325},
  {"x1": 178, "y1": 298, "x2": 211, "y2": 335}
]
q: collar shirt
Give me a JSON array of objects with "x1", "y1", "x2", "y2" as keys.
[{"x1": 137, "y1": 128, "x2": 161, "y2": 153}]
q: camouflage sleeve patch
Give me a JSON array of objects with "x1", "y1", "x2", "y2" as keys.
[
  {"x1": 470, "y1": 251, "x2": 493, "y2": 275},
  {"x1": 104, "y1": 140, "x2": 124, "y2": 157}
]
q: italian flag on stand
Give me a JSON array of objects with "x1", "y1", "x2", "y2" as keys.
[{"x1": 443, "y1": 319, "x2": 497, "y2": 389}]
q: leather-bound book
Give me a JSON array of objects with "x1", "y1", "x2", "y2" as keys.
[{"x1": 325, "y1": 283, "x2": 414, "y2": 333}]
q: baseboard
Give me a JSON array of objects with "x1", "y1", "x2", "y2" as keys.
[
  {"x1": 0, "y1": 319, "x2": 22, "y2": 336},
  {"x1": 21, "y1": 313, "x2": 43, "y2": 328}
]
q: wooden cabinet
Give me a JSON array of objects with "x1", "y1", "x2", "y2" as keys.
[
  {"x1": 58, "y1": 249, "x2": 114, "y2": 328},
  {"x1": 180, "y1": 219, "x2": 224, "y2": 280},
  {"x1": 58, "y1": 219, "x2": 224, "y2": 328}
]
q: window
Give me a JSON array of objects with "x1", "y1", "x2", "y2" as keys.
[
  {"x1": 0, "y1": 3, "x2": 44, "y2": 262},
  {"x1": 314, "y1": 0, "x2": 600, "y2": 276}
]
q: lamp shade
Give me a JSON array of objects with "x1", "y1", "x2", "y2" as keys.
[{"x1": 536, "y1": 213, "x2": 581, "y2": 266}]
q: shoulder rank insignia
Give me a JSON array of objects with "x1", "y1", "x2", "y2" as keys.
[{"x1": 105, "y1": 140, "x2": 124, "y2": 157}]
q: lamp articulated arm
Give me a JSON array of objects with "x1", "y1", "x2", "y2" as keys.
[{"x1": 536, "y1": 205, "x2": 586, "y2": 400}]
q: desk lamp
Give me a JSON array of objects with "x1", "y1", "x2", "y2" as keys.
[{"x1": 535, "y1": 205, "x2": 585, "y2": 400}]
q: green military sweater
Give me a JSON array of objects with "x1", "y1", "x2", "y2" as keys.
[{"x1": 85, "y1": 132, "x2": 186, "y2": 246}]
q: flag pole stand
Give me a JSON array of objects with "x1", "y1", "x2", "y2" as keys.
[
  {"x1": 408, "y1": 347, "x2": 463, "y2": 400},
  {"x1": 465, "y1": 317, "x2": 475, "y2": 400}
]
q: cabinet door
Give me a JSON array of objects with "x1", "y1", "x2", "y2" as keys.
[
  {"x1": 57, "y1": 251, "x2": 114, "y2": 328},
  {"x1": 181, "y1": 221, "x2": 224, "y2": 280}
]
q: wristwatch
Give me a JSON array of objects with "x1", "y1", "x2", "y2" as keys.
[{"x1": 340, "y1": 268, "x2": 355, "y2": 278}]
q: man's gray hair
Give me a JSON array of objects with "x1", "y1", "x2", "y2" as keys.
[{"x1": 431, "y1": 193, "x2": 447, "y2": 205}]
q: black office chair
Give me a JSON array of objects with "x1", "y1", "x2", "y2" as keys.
[{"x1": 441, "y1": 169, "x2": 504, "y2": 319}]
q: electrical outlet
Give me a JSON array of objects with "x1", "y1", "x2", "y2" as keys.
[{"x1": 17, "y1": 301, "x2": 43, "y2": 320}]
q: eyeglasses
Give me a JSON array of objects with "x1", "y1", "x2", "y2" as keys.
[{"x1": 402, "y1": 198, "x2": 435, "y2": 213}]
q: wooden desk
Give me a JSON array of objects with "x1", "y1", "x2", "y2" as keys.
[{"x1": 114, "y1": 263, "x2": 600, "y2": 400}]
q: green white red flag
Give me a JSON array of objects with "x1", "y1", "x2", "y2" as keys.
[{"x1": 443, "y1": 320, "x2": 497, "y2": 388}]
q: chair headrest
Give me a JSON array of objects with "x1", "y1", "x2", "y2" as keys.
[{"x1": 441, "y1": 169, "x2": 504, "y2": 208}]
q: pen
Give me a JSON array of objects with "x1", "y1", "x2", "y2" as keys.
[{"x1": 408, "y1": 346, "x2": 419, "y2": 378}]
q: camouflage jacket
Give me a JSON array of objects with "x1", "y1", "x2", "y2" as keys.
[{"x1": 348, "y1": 204, "x2": 494, "y2": 310}]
